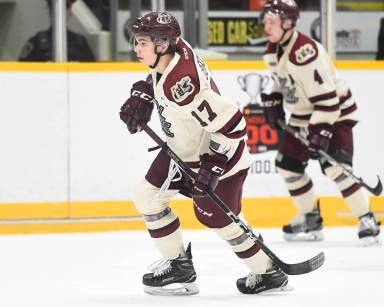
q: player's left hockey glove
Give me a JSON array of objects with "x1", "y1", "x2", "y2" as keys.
[
  {"x1": 119, "y1": 80, "x2": 154, "y2": 134},
  {"x1": 192, "y1": 153, "x2": 227, "y2": 197},
  {"x1": 308, "y1": 123, "x2": 333, "y2": 159}
]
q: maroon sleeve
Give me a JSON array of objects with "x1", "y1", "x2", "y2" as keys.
[
  {"x1": 163, "y1": 39, "x2": 200, "y2": 106},
  {"x1": 288, "y1": 32, "x2": 319, "y2": 66}
]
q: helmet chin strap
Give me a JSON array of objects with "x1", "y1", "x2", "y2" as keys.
[
  {"x1": 149, "y1": 45, "x2": 173, "y2": 69},
  {"x1": 149, "y1": 52, "x2": 162, "y2": 69},
  {"x1": 277, "y1": 26, "x2": 290, "y2": 45},
  {"x1": 276, "y1": 17, "x2": 295, "y2": 45}
]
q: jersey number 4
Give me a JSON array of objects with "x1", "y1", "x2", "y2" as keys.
[
  {"x1": 191, "y1": 100, "x2": 217, "y2": 127},
  {"x1": 314, "y1": 69, "x2": 324, "y2": 85}
]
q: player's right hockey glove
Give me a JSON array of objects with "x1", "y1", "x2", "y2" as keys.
[
  {"x1": 308, "y1": 123, "x2": 333, "y2": 159},
  {"x1": 261, "y1": 92, "x2": 285, "y2": 130},
  {"x1": 119, "y1": 80, "x2": 154, "y2": 134},
  {"x1": 192, "y1": 153, "x2": 227, "y2": 197}
]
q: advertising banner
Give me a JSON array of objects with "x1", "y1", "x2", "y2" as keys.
[{"x1": 117, "y1": 11, "x2": 383, "y2": 53}]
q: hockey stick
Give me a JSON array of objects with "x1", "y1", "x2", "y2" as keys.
[
  {"x1": 141, "y1": 123, "x2": 325, "y2": 275},
  {"x1": 277, "y1": 119, "x2": 383, "y2": 196}
]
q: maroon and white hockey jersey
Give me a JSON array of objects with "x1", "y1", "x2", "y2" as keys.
[
  {"x1": 263, "y1": 31, "x2": 358, "y2": 128},
  {"x1": 150, "y1": 38, "x2": 252, "y2": 178}
]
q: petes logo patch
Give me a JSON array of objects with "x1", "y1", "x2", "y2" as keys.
[
  {"x1": 282, "y1": 0, "x2": 296, "y2": 5},
  {"x1": 171, "y1": 76, "x2": 195, "y2": 102},
  {"x1": 295, "y1": 43, "x2": 316, "y2": 64},
  {"x1": 157, "y1": 13, "x2": 171, "y2": 24}
]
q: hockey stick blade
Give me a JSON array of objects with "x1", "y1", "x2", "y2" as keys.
[
  {"x1": 275, "y1": 251, "x2": 325, "y2": 275},
  {"x1": 141, "y1": 124, "x2": 325, "y2": 275},
  {"x1": 362, "y1": 175, "x2": 382, "y2": 196}
]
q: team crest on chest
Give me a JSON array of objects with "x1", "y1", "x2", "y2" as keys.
[
  {"x1": 154, "y1": 100, "x2": 174, "y2": 137},
  {"x1": 279, "y1": 77, "x2": 299, "y2": 104},
  {"x1": 171, "y1": 76, "x2": 195, "y2": 102},
  {"x1": 295, "y1": 43, "x2": 317, "y2": 64}
]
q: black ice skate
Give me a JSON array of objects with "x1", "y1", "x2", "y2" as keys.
[
  {"x1": 358, "y1": 212, "x2": 381, "y2": 246},
  {"x1": 282, "y1": 203, "x2": 324, "y2": 242},
  {"x1": 142, "y1": 243, "x2": 199, "y2": 295},
  {"x1": 236, "y1": 264, "x2": 293, "y2": 294}
]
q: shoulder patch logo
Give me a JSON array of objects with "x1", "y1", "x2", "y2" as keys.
[
  {"x1": 171, "y1": 76, "x2": 195, "y2": 102},
  {"x1": 295, "y1": 43, "x2": 317, "y2": 64}
]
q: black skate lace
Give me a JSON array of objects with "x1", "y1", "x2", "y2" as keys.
[
  {"x1": 147, "y1": 259, "x2": 172, "y2": 277},
  {"x1": 245, "y1": 273, "x2": 263, "y2": 289}
]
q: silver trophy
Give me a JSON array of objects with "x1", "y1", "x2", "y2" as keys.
[{"x1": 237, "y1": 73, "x2": 269, "y2": 105}]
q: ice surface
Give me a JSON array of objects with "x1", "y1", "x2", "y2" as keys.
[{"x1": 0, "y1": 227, "x2": 382, "y2": 307}]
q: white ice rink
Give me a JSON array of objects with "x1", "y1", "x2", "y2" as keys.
[{"x1": 0, "y1": 227, "x2": 382, "y2": 307}]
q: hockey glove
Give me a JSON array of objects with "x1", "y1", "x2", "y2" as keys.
[
  {"x1": 192, "y1": 153, "x2": 227, "y2": 197},
  {"x1": 261, "y1": 92, "x2": 285, "y2": 130},
  {"x1": 308, "y1": 123, "x2": 333, "y2": 159},
  {"x1": 119, "y1": 80, "x2": 154, "y2": 134}
]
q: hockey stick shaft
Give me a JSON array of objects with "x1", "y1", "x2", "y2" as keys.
[
  {"x1": 141, "y1": 123, "x2": 324, "y2": 275},
  {"x1": 277, "y1": 119, "x2": 382, "y2": 196}
]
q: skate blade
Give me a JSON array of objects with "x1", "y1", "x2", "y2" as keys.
[
  {"x1": 259, "y1": 281, "x2": 294, "y2": 295},
  {"x1": 284, "y1": 230, "x2": 324, "y2": 242},
  {"x1": 144, "y1": 282, "x2": 199, "y2": 296},
  {"x1": 360, "y1": 236, "x2": 382, "y2": 247}
]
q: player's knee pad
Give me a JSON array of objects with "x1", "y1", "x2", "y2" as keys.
[
  {"x1": 276, "y1": 166, "x2": 311, "y2": 191},
  {"x1": 133, "y1": 179, "x2": 177, "y2": 216},
  {"x1": 275, "y1": 153, "x2": 312, "y2": 193},
  {"x1": 275, "y1": 152, "x2": 308, "y2": 174},
  {"x1": 320, "y1": 149, "x2": 353, "y2": 177}
]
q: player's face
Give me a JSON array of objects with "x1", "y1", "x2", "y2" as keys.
[
  {"x1": 133, "y1": 35, "x2": 157, "y2": 66},
  {"x1": 263, "y1": 13, "x2": 284, "y2": 43}
]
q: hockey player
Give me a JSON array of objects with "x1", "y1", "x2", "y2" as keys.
[
  {"x1": 260, "y1": 0, "x2": 381, "y2": 245},
  {"x1": 119, "y1": 11, "x2": 292, "y2": 295}
]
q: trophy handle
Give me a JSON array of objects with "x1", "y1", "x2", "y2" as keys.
[
  {"x1": 237, "y1": 75, "x2": 246, "y2": 91},
  {"x1": 261, "y1": 75, "x2": 270, "y2": 90}
]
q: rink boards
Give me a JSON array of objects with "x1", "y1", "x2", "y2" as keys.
[{"x1": 0, "y1": 61, "x2": 383, "y2": 234}]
